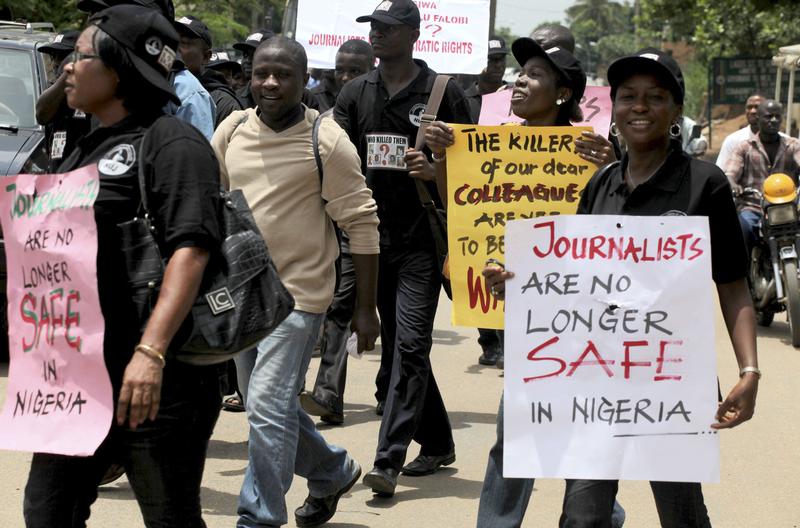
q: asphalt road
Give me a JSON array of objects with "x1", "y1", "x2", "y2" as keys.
[{"x1": 0, "y1": 295, "x2": 799, "y2": 527}]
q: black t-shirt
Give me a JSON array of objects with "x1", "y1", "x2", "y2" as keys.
[
  {"x1": 45, "y1": 101, "x2": 93, "y2": 173},
  {"x1": 310, "y1": 79, "x2": 337, "y2": 113},
  {"x1": 334, "y1": 59, "x2": 473, "y2": 248},
  {"x1": 464, "y1": 83, "x2": 482, "y2": 124},
  {"x1": 58, "y1": 113, "x2": 221, "y2": 386},
  {"x1": 199, "y1": 69, "x2": 244, "y2": 129},
  {"x1": 577, "y1": 143, "x2": 748, "y2": 284}
]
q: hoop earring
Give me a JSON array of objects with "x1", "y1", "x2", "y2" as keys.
[
  {"x1": 610, "y1": 122, "x2": 621, "y2": 137},
  {"x1": 670, "y1": 121, "x2": 682, "y2": 138}
]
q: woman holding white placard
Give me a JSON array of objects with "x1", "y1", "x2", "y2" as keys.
[{"x1": 484, "y1": 48, "x2": 759, "y2": 527}]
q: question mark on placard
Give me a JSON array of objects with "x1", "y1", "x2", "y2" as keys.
[
  {"x1": 425, "y1": 24, "x2": 442, "y2": 37},
  {"x1": 380, "y1": 144, "x2": 390, "y2": 156}
]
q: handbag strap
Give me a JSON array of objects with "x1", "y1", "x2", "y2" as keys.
[
  {"x1": 413, "y1": 74, "x2": 452, "y2": 207},
  {"x1": 135, "y1": 118, "x2": 160, "y2": 217},
  {"x1": 414, "y1": 74, "x2": 452, "y2": 151}
]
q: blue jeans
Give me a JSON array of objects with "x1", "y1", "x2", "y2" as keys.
[
  {"x1": 738, "y1": 209, "x2": 761, "y2": 257},
  {"x1": 477, "y1": 395, "x2": 626, "y2": 528},
  {"x1": 235, "y1": 310, "x2": 357, "y2": 527},
  {"x1": 23, "y1": 362, "x2": 224, "y2": 528}
]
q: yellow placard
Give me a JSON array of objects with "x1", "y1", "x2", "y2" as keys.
[{"x1": 446, "y1": 124, "x2": 597, "y2": 328}]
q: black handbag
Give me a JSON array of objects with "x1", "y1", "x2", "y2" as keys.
[{"x1": 117, "y1": 118, "x2": 295, "y2": 365}]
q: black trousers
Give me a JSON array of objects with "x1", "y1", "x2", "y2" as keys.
[
  {"x1": 24, "y1": 362, "x2": 224, "y2": 528},
  {"x1": 374, "y1": 246, "x2": 454, "y2": 471},
  {"x1": 311, "y1": 239, "x2": 356, "y2": 415}
]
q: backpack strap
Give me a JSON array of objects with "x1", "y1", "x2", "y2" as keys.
[{"x1": 312, "y1": 108, "x2": 333, "y2": 186}]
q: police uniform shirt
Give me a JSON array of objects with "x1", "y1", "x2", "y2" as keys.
[
  {"x1": 578, "y1": 142, "x2": 748, "y2": 284},
  {"x1": 334, "y1": 59, "x2": 472, "y2": 247},
  {"x1": 58, "y1": 112, "x2": 221, "y2": 385}
]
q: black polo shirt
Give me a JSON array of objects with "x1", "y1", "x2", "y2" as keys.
[
  {"x1": 310, "y1": 78, "x2": 337, "y2": 113},
  {"x1": 334, "y1": 59, "x2": 472, "y2": 248},
  {"x1": 577, "y1": 143, "x2": 748, "y2": 284},
  {"x1": 464, "y1": 83, "x2": 482, "y2": 124},
  {"x1": 58, "y1": 113, "x2": 221, "y2": 386},
  {"x1": 45, "y1": 101, "x2": 93, "y2": 173}
]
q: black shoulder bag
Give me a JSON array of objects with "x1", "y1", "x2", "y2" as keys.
[
  {"x1": 117, "y1": 117, "x2": 295, "y2": 365},
  {"x1": 414, "y1": 75, "x2": 453, "y2": 299}
]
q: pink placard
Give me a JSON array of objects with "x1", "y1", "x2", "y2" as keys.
[
  {"x1": 478, "y1": 86, "x2": 613, "y2": 138},
  {"x1": 0, "y1": 165, "x2": 112, "y2": 456}
]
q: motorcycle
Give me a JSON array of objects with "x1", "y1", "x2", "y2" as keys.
[{"x1": 737, "y1": 173, "x2": 800, "y2": 346}]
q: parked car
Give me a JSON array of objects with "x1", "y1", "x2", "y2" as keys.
[{"x1": 0, "y1": 21, "x2": 56, "y2": 361}]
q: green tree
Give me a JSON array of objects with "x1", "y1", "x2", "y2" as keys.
[
  {"x1": 565, "y1": 0, "x2": 635, "y2": 77},
  {"x1": 3, "y1": 0, "x2": 84, "y2": 31},
  {"x1": 636, "y1": 0, "x2": 800, "y2": 63}
]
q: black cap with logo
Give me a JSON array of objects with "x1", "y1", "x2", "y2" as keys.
[
  {"x1": 176, "y1": 15, "x2": 212, "y2": 48},
  {"x1": 606, "y1": 47, "x2": 685, "y2": 104},
  {"x1": 38, "y1": 30, "x2": 81, "y2": 56},
  {"x1": 89, "y1": 4, "x2": 180, "y2": 105},
  {"x1": 207, "y1": 50, "x2": 241, "y2": 71},
  {"x1": 356, "y1": 0, "x2": 421, "y2": 29},
  {"x1": 233, "y1": 29, "x2": 275, "y2": 53},
  {"x1": 512, "y1": 37, "x2": 586, "y2": 104},
  {"x1": 488, "y1": 36, "x2": 509, "y2": 57},
  {"x1": 78, "y1": 0, "x2": 174, "y2": 20}
]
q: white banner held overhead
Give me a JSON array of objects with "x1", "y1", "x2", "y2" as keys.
[
  {"x1": 297, "y1": 0, "x2": 490, "y2": 74},
  {"x1": 503, "y1": 215, "x2": 719, "y2": 483}
]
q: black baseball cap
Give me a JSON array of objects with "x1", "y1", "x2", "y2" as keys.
[
  {"x1": 207, "y1": 50, "x2": 242, "y2": 72},
  {"x1": 607, "y1": 47, "x2": 685, "y2": 104},
  {"x1": 78, "y1": 0, "x2": 174, "y2": 20},
  {"x1": 356, "y1": 0, "x2": 420, "y2": 29},
  {"x1": 89, "y1": 5, "x2": 180, "y2": 105},
  {"x1": 233, "y1": 29, "x2": 275, "y2": 52},
  {"x1": 512, "y1": 37, "x2": 586, "y2": 103},
  {"x1": 176, "y1": 15, "x2": 212, "y2": 48},
  {"x1": 488, "y1": 36, "x2": 509, "y2": 57},
  {"x1": 38, "y1": 30, "x2": 80, "y2": 56}
]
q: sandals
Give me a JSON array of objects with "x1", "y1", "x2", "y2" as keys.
[{"x1": 222, "y1": 394, "x2": 245, "y2": 413}]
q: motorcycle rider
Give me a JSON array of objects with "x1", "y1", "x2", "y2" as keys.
[{"x1": 725, "y1": 99, "x2": 800, "y2": 256}]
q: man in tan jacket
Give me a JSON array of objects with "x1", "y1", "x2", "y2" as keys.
[{"x1": 211, "y1": 37, "x2": 380, "y2": 528}]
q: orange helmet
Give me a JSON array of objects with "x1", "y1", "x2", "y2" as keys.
[{"x1": 763, "y1": 173, "x2": 797, "y2": 204}]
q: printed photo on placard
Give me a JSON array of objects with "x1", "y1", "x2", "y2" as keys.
[{"x1": 366, "y1": 133, "x2": 409, "y2": 170}]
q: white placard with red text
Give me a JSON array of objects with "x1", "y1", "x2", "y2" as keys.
[
  {"x1": 503, "y1": 215, "x2": 719, "y2": 482},
  {"x1": 297, "y1": 0, "x2": 490, "y2": 74}
]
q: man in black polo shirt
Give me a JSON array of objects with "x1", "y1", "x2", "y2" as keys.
[
  {"x1": 233, "y1": 29, "x2": 274, "y2": 108},
  {"x1": 311, "y1": 39, "x2": 374, "y2": 112},
  {"x1": 464, "y1": 36, "x2": 509, "y2": 123},
  {"x1": 176, "y1": 15, "x2": 243, "y2": 128},
  {"x1": 335, "y1": 0, "x2": 472, "y2": 497},
  {"x1": 233, "y1": 28, "x2": 320, "y2": 111},
  {"x1": 35, "y1": 30, "x2": 93, "y2": 172}
]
